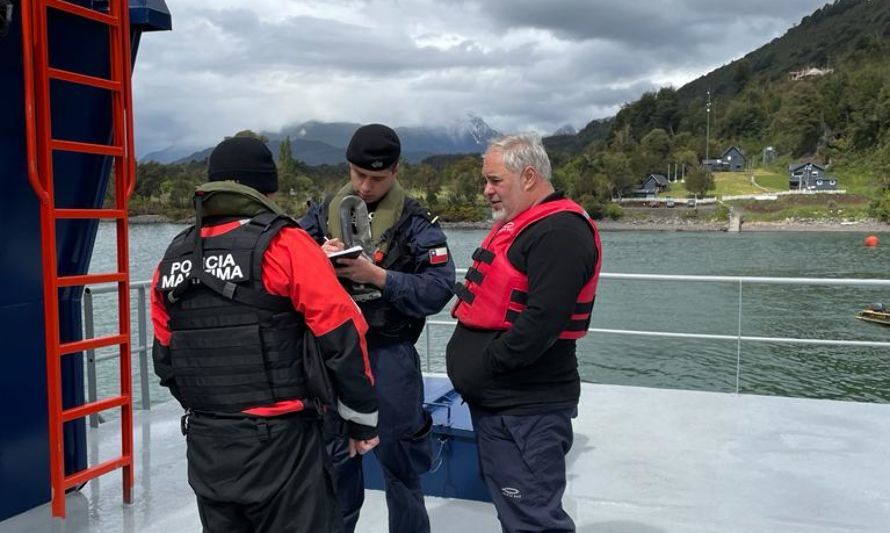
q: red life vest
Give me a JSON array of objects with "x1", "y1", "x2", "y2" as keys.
[{"x1": 452, "y1": 198, "x2": 601, "y2": 340}]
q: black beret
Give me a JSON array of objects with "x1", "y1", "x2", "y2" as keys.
[
  {"x1": 346, "y1": 124, "x2": 401, "y2": 171},
  {"x1": 207, "y1": 137, "x2": 278, "y2": 194}
]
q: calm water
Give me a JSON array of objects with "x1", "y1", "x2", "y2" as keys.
[{"x1": 88, "y1": 224, "x2": 890, "y2": 406}]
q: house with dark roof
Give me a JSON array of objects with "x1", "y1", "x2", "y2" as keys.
[
  {"x1": 629, "y1": 173, "x2": 669, "y2": 198},
  {"x1": 702, "y1": 146, "x2": 746, "y2": 172},
  {"x1": 720, "y1": 146, "x2": 746, "y2": 172},
  {"x1": 701, "y1": 158, "x2": 722, "y2": 171},
  {"x1": 788, "y1": 162, "x2": 837, "y2": 190}
]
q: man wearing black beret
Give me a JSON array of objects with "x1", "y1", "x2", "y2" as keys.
[{"x1": 301, "y1": 124, "x2": 455, "y2": 533}]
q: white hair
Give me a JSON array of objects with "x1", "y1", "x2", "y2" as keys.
[{"x1": 485, "y1": 132, "x2": 552, "y2": 181}]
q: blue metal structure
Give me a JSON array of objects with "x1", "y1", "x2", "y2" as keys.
[{"x1": 0, "y1": 0, "x2": 170, "y2": 521}]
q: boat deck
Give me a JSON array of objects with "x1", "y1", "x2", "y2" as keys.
[{"x1": 3, "y1": 382, "x2": 889, "y2": 533}]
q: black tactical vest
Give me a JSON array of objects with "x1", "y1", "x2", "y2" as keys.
[{"x1": 156, "y1": 213, "x2": 308, "y2": 412}]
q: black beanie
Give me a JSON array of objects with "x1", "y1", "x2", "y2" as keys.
[
  {"x1": 346, "y1": 124, "x2": 401, "y2": 171},
  {"x1": 207, "y1": 137, "x2": 278, "y2": 194}
]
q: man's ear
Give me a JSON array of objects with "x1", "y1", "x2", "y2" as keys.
[{"x1": 522, "y1": 166, "x2": 538, "y2": 191}]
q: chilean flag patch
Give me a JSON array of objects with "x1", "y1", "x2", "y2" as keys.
[{"x1": 428, "y1": 246, "x2": 449, "y2": 265}]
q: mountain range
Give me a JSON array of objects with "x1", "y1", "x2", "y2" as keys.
[{"x1": 141, "y1": 114, "x2": 502, "y2": 166}]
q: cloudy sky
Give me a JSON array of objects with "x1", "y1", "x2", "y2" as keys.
[{"x1": 133, "y1": 0, "x2": 830, "y2": 157}]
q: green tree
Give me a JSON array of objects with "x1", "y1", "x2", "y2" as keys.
[
  {"x1": 684, "y1": 166, "x2": 714, "y2": 197},
  {"x1": 639, "y1": 128, "x2": 672, "y2": 174},
  {"x1": 135, "y1": 161, "x2": 167, "y2": 198},
  {"x1": 277, "y1": 136, "x2": 298, "y2": 175},
  {"x1": 875, "y1": 139, "x2": 890, "y2": 191},
  {"x1": 600, "y1": 152, "x2": 635, "y2": 197},
  {"x1": 228, "y1": 129, "x2": 269, "y2": 143},
  {"x1": 722, "y1": 99, "x2": 766, "y2": 139},
  {"x1": 868, "y1": 142, "x2": 890, "y2": 221},
  {"x1": 654, "y1": 87, "x2": 681, "y2": 134},
  {"x1": 845, "y1": 69, "x2": 886, "y2": 150},
  {"x1": 447, "y1": 157, "x2": 482, "y2": 204},
  {"x1": 732, "y1": 59, "x2": 752, "y2": 90},
  {"x1": 671, "y1": 132, "x2": 697, "y2": 155},
  {"x1": 673, "y1": 149, "x2": 699, "y2": 169},
  {"x1": 552, "y1": 156, "x2": 586, "y2": 197},
  {"x1": 169, "y1": 178, "x2": 196, "y2": 208},
  {"x1": 768, "y1": 82, "x2": 823, "y2": 156},
  {"x1": 614, "y1": 91, "x2": 658, "y2": 141}
]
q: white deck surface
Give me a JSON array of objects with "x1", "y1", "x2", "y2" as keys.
[{"x1": 3, "y1": 382, "x2": 889, "y2": 533}]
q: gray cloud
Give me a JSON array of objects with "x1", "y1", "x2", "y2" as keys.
[
  {"x1": 197, "y1": 10, "x2": 523, "y2": 74},
  {"x1": 132, "y1": 0, "x2": 829, "y2": 157},
  {"x1": 452, "y1": 0, "x2": 826, "y2": 47}
]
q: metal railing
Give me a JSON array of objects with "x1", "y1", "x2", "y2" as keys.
[
  {"x1": 83, "y1": 281, "x2": 151, "y2": 427},
  {"x1": 424, "y1": 270, "x2": 890, "y2": 394},
  {"x1": 82, "y1": 271, "x2": 890, "y2": 425}
]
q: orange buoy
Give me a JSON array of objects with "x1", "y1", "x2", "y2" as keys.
[{"x1": 864, "y1": 235, "x2": 879, "y2": 247}]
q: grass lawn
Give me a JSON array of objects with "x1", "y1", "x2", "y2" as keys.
[
  {"x1": 657, "y1": 169, "x2": 877, "y2": 221},
  {"x1": 661, "y1": 182, "x2": 691, "y2": 198},
  {"x1": 751, "y1": 169, "x2": 787, "y2": 190},
  {"x1": 661, "y1": 170, "x2": 785, "y2": 198}
]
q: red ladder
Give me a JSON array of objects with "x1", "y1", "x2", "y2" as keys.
[{"x1": 20, "y1": 0, "x2": 137, "y2": 518}]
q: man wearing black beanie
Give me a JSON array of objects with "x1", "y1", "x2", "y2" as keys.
[
  {"x1": 206, "y1": 136, "x2": 279, "y2": 194},
  {"x1": 151, "y1": 136, "x2": 379, "y2": 533},
  {"x1": 301, "y1": 124, "x2": 455, "y2": 533}
]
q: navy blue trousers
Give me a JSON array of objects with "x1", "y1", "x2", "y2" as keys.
[
  {"x1": 326, "y1": 341, "x2": 432, "y2": 533},
  {"x1": 470, "y1": 407, "x2": 576, "y2": 533}
]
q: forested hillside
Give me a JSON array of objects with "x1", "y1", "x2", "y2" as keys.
[
  {"x1": 130, "y1": 0, "x2": 890, "y2": 222},
  {"x1": 546, "y1": 0, "x2": 890, "y2": 220}
]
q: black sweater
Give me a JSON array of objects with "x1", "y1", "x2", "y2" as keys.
[{"x1": 446, "y1": 194, "x2": 598, "y2": 414}]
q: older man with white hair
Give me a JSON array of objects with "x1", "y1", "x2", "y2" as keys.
[{"x1": 447, "y1": 133, "x2": 602, "y2": 532}]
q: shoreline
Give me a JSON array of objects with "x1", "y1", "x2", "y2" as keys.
[
  {"x1": 735, "y1": 221, "x2": 890, "y2": 233},
  {"x1": 127, "y1": 214, "x2": 890, "y2": 233},
  {"x1": 594, "y1": 220, "x2": 890, "y2": 232},
  {"x1": 440, "y1": 219, "x2": 890, "y2": 233}
]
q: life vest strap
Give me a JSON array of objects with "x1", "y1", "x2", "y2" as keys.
[
  {"x1": 509, "y1": 289, "x2": 528, "y2": 305},
  {"x1": 465, "y1": 267, "x2": 485, "y2": 285},
  {"x1": 472, "y1": 247, "x2": 495, "y2": 264},
  {"x1": 454, "y1": 282, "x2": 475, "y2": 304}
]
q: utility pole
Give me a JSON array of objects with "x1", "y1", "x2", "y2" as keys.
[{"x1": 705, "y1": 89, "x2": 711, "y2": 170}]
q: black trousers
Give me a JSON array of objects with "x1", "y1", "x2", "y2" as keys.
[
  {"x1": 186, "y1": 412, "x2": 341, "y2": 533},
  {"x1": 470, "y1": 407, "x2": 576, "y2": 533}
]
